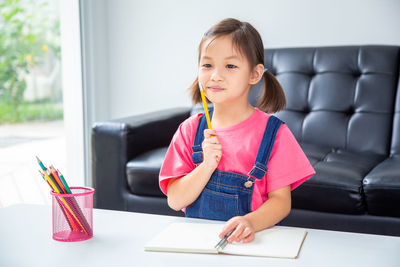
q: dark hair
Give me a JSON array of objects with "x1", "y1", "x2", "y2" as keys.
[{"x1": 188, "y1": 18, "x2": 286, "y2": 113}]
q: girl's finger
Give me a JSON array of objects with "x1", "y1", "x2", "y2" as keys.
[
  {"x1": 209, "y1": 144, "x2": 222, "y2": 150},
  {"x1": 242, "y1": 233, "x2": 255, "y2": 243},
  {"x1": 219, "y1": 219, "x2": 238, "y2": 238},
  {"x1": 202, "y1": 143, "x2": 221, "y2": 152},
  {"x1": 204, "y1": 129, "x2": 216, "y2": 138},
  {"x1": 202, "y1": 136, "x2": 220, "y2": 146},
  {"x1": 215, "y1": 152, "x2": 222, "y2": 161},
  {"x1": 228, "y1": 224, "x2": 245, "y2": 243},
  {"x1": 205, "y1": 137, "x2": 219, "y2": 146},
  {"x1": 209, "y1": 136, "x2": 219, "y2": 144},
  {"x1": 239, "y1": 227, "x2": 252, "y2": 241}
]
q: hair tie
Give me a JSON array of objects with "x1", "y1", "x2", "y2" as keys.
[{"x1": 263, "y1": 68, "x2": 269, "y2": 73}]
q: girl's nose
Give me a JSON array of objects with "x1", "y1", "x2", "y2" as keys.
[{"x1": 210, "y1": 67, "x2": 223, "y2": 81}]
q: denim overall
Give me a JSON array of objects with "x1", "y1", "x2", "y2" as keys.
[{"x1": 186, "y1": 109, "x2": 283, "y2": 221}]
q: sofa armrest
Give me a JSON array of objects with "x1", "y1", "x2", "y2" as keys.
[{"x1": 91, "y1": 107, "x2": 191, "y2": 211}]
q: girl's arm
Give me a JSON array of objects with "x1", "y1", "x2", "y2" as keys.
[
  {"x1": 219, "y1": 185, "x2": 291, "y2": 243},
  {"x1": 167, "y1": 129, "x2": 222, "y2": 211},
  {"x1": 167, "y1": 162, "x2": 214, "y2": 211},
  {"x1": 246, "y1": 185, "x2": 291, "y2": 231}
]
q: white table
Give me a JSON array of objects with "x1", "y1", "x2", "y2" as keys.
[{"x1": 1, "y1": 204, "x2": 399, "y2": 267}]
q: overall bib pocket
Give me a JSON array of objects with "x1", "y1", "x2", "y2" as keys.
[{"x1": 199, "y1": 188, "x2": 239, "y2": 221}]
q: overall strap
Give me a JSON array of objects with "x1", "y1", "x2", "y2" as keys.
[
  {"x1": 248, "y1": 115, "x2": 283, "y2": 180},
  {"x1": 191, "y1": 108, "x2": 214, "y2": 164}
]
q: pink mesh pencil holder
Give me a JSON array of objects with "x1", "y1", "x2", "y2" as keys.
[{"x1": 50, "y1": 187, "x2": 95, "y2": 242}]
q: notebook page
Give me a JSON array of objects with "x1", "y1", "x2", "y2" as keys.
[
  {"x1": 145, "y1": 223, "x2": 223, "y2": 254},
  {"x1": 222, "y1": 226, "x2": 307, "y2": 259}
]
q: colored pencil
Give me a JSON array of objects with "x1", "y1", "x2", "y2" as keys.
[
  {"x1": 36, "y1": 156, "x2": 47, "y2": 171},
  {"x1": 49, "y1": 166, "x2": 67, "y2": 194},
  {"x1": 57, "y1": 169, "x2": 71, "y2": 194},
  {"x1": 198, "y1": 82, "x2": 212, "y2": 130},
  {"x1": 46, "y1": 169, "x2": 64, "y2": 194}
]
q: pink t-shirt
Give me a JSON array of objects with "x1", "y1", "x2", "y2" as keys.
[{"x1": 159, "y1": 107, "x2": 316, "y2": 211}]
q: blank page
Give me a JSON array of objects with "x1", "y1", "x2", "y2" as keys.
[
  {"x1": 145, "y1": 223, "x2": 222, "y2": 254},
  {"x1": 222, "y1": 226, "x2": 307, "y2": 259}
]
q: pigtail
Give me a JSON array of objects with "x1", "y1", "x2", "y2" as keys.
[
  {"x1": 256, "y1": 71, "x2": 286, "y2": 114},
  {"x1": 188, "y1": 77, "x2": 211, "y2": 104}
]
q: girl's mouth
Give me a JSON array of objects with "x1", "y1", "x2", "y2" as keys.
[{"x1": 209, "y1": 87, "x2": 225, "y2": 92}]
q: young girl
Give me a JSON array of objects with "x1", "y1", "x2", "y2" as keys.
[{"x1": 159, "y1": 18, "x2": 315, "y2": 244}]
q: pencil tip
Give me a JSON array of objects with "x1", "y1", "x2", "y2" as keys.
[{"x1": 36, "y1": 156, "x2": 40, "y2": 162}]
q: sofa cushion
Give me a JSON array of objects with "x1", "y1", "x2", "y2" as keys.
[
  {"x1": 127, "y1": 143, "x2": 387, "y2": 216},
  {"x1": 126, "y1": 147, "x2": 167, "y2": 198},
  {"x1": 292, "y1": 143, "x2": 386, "y2": 214},
  {"x1": 363, "y1": 155, "x2": 400, "y2": 217}
]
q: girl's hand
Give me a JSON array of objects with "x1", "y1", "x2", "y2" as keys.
[
  {"x1": 219, "y1": 216, "x2": 255, "y2": 244},
  {"x1": 202, "y1": 129, "x2": 222, "y2": 170}
]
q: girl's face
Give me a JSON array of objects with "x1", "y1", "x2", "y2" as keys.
[{"x1": 198, "y1": 35, "x2": 261, "y2": 106}]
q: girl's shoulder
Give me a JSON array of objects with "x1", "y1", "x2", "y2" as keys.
[
  {"x1": 254, "y1": 108, "x2": 285, "y2": 125},
  {"x1": 180, "y1": 112, "x2": 203, "y2": 129},
  {"x1": 253, "y1": 108, "x2": 289, "y2": 139},
  {"x1": 174, "y1": 112, "x2": 203, "y2": 141}
]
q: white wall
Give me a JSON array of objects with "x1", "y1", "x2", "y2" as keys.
[{"x1": 82, "y1": 0, "x2": 400, "y2": 122}]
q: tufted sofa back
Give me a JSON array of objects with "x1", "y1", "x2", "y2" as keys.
[
  {"x1": 392, "y1": 79, "x2": 400, "y2": 155},
  {"x1": 257, "y1": 46, "x2": 400, "y2": 156}
]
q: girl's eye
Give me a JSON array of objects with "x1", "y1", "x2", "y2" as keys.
[
  {"x1": 227, "y1": 64, "x2": 237, "y2": 69},
  {"x1": 202, "y1": 64, "x2": 212, "y2": 68}
]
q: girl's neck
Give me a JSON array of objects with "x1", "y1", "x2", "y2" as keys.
[{"x1": 211, "y1": 103, "x2": 255, "y2": 129}]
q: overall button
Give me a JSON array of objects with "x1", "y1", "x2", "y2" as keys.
[{"x1": 244, "y1": 180, "x2": 253, "y2": 188}]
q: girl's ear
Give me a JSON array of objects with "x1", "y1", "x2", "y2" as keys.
[{"x1": 249, "y1": 64, "x2": 264, "y2": 85}]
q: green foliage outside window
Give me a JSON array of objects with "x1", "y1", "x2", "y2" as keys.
[{"x1": 0, "y1": 0, "x2": 61, "y2": 123}]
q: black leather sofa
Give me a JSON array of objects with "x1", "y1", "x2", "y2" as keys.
[{"x1": 92, "y1": 45, "x2": 400, "y2": 236}]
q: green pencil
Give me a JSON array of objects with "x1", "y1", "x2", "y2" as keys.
[
  {"x1": 36, "y1": 156, "x2": 47, "y2": 171},
  {"x1": 57, "y1": 169, "x2": 71, "y2": 194}
]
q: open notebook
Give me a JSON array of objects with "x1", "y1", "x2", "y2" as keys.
[{"x1": 145, "y1": 222, "x2": 307, "y2": 259}]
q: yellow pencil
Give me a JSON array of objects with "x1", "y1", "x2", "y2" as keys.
[
  {"x1": 40, "y1": 170, "x2": 59, "y2": 193},
  {"x1": 198, "y1": 82, "x2": 212, "y2": 129}
]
